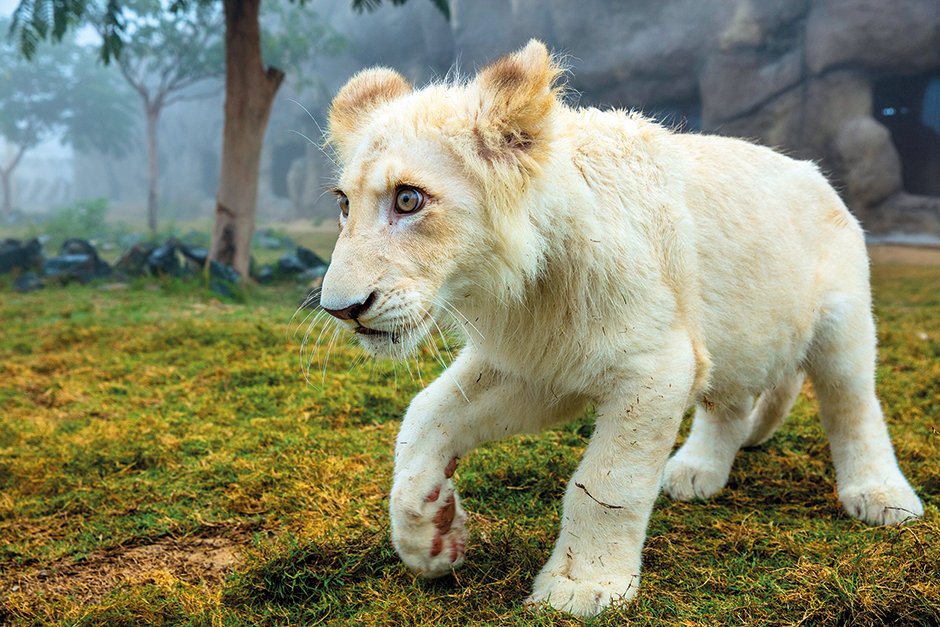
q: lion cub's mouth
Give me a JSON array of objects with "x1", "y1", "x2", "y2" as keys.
[
  {"x1": 353, "y1": 312, "x2": 433, "y2": 349},
  {"x1": 355, "y1": 324, "x2": 400, "y2": 344},
  {"x1": 355, "y1": 324, "x2": 390, "y2": 336}
]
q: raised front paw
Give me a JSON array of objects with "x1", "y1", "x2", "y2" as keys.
[
  {"x1": 390, "y1": 457, "x2": 467, "y2": 578},
  {"x1": 526, "y1": 570, "x2": 639, "y2": 617}
]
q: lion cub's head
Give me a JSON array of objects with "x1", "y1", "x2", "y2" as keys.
[{"x1": 319, "y1": 40, "x2": 563, "y2": 357}]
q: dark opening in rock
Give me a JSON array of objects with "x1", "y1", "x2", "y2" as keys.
[{"x1": 874, "y1": 73, "x2": 940, "y2": 197}]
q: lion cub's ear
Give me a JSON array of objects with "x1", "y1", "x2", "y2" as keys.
[
  {"x1": 472, "y1": 40, "x2": 563, "y2": 162},
  {"x1": 328, "y1": 67, "x2": 412, "y2": 157}
]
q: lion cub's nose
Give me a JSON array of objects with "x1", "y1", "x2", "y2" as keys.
[{"x1": 323, "y1": 291, "x2": 377, "y2": 321}]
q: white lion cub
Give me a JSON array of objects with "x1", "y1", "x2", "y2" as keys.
[{"x1": 318, "y1": 40, "x2": 923, "y2": 616}]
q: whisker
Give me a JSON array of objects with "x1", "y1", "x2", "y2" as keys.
[
  {"x1": 308, "y1": 317, "x2": 335, "y2": 384},
  {"x1": 321, "y1": 326, "x2": 341, "y2": 388},
  {"x1": 416, "y1": 307, "x2": 469, "y2": 404},
  {"x1": 300, "y1": 309, "x2": 329, "y2": 383},
  {"x1": 413, "y1": 353, "x2": 425, "y2": 387},
  {"x1": 429, "y1": 335, "x2": 469, "y2": 402},
  {"x1": 291, "y1": 288, "x2": 323, "y2": 341},
  {"x1": 286, "y1": 98, "x2": 338, "y2": 167},
  {"x1": 440, "y1": 298, "x2": 485, "y2": 341},
  {"x1": 347, "y1": 348, "x2": 366, "y2": 375},
  {"x1": 401, "y1": 353, "x2": 416, "y2": 383},
  {"x1": 417, "y1": 304, "x2": 456, "y2": 365},
  {"x1": 305, "y1": 312, "x2": 331, "y2": 365}
]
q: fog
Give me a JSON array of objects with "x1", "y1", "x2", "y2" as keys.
[{"x1": 2, "y1": 0, "x2": 939, "y2": 242}]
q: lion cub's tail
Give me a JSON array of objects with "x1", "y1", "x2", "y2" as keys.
[{"x1": 742, "y1": 372, "x2": 806, "y2": 448}]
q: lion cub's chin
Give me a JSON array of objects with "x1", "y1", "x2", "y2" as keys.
[{"x1": 353, "y1": 324, "x2": 429, "y2": 360}]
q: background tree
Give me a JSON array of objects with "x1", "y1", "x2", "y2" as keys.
[
  {"x1": 11, "y1": 0, "x2": 449, "y2": 275},
  {"x1": 103, "y1": 0, "x2": 224, "y2": 235},
  {"x1": 0, "y1": 17, "x2": 134, "y2": 215}
]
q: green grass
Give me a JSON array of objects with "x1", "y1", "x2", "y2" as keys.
[{"x1": 0, "y1": 264, "x2": 937, "y2": 625}]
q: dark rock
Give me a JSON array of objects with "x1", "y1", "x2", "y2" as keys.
[
  {"x1": 296, "y1": 246, "x2": 327, "y2": 269},
  {"x1": 208, "y1": 260, "x2": 241, "y2": 284},
  {"x1": 0, "y1": 238, "x2": 43, "y2": 275},
  {"x1": 256, "y1": 264, "x2": 276, "y2": 284},
  {"x1": 207, "y1": 260, "x2": 242, "y2": 298},
  {"x1": 14, "y1": 270, "x2": 44, "y2": 292},
  {"x1": 147, "y1": 241, "x2": 182, "y2": 276},
  {"x1": 43, "y1": 239, "x2": 111, "y2": 283},
  {"x1": 44, "y1": 254, "x2": 103, "y2": 283},
  {"x1": 254, "y1": 228, "x2": 295, "y2": 250},
  {"x1": 115, "y1": 244, "x2": 156, "y2": 277},
  {"x1": 59, "y1": 239, "x2": 94, "y2": 256},
  {"x1": 277, "y1": 254, "x2": 307, "y2": 275},
  {"x1": 299, "y1": 265, "x2": 328, "y2": 284},
  {"x1": 179, "y1": 244, "x2": 209, "y2": 271}
]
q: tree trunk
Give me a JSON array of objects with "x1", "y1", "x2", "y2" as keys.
[
  {"x1": 208, "y1": 0, "x2": 284, "y2": 277},
  {"x1": 1, "y1": 146, "x2": 27, "y2": 215},
  {"x1": 0, "y1": 169, "x2": 11, "y2": 215},
  {"x1": 145, "y1": 104, "x2": 160, "y2": 236}
]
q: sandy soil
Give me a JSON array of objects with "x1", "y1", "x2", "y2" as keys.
[
  {"x1": 868, "y1": 245, "x2": 940, "y2": 266},
  {"x1": 7, "y1": 535, "x2": 241, "y2": 605}
]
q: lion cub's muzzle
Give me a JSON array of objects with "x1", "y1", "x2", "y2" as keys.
[
  {"x1": 321, "y1": 291, "x2": 376, "y2": 322},
  {"x1": 321, "y1": 290, "x2": 391, "y2": 337}
]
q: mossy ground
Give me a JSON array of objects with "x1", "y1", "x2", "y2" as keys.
[{"x1": 0, "y1": 259, "x2": 937, "y2": 626}]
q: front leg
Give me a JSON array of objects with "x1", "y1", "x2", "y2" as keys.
[
  {"x1": 528, "y1": 329, "x2": 696, "y2": 616},
  {"x1": 391, "y1": 350, "x2": 584, "y2": 577}
]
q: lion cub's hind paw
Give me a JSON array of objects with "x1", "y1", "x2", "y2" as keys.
[
  {"x1": 526, "y1": 572, "x2": 639, "y2": 618},
  {"x1": 661, "y1": 456, "x2": 729, "y2": 501},
  {"x1": 840, "y1": 480, "x2": 924, "y2": 526}
]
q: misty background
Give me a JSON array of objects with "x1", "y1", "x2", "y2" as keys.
[{"x1": 3, "y1": 0, "x2": 939, "y2": 243}]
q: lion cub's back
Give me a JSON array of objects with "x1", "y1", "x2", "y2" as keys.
[
  {"x1": 672, "y1": 130, "x2": 869, "y2": 393},
  {"x1": 673, "y1": 130, "x2": 866, "y2": 291}
]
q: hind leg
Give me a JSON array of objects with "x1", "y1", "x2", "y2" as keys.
[
  {"x1": 662, "y1": 397, "x2": 753, "y2": 500},
  {"x1": 742, "y1": 371, "x2": 806, "y2": 448},
  {"x1": 807, "y1": 295, "x2": 923, "y2": 525}
]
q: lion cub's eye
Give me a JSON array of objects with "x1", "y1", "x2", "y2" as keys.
[
  {"x1": 337, "y1": 193, "x2": 349, "y2": 217},
  {"x1": 394, "y1": 187, "x2": 426, "y2": 214}
]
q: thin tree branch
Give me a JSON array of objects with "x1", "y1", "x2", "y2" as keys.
[
  {"x1": 162, "y1": 86, "x2": 222, "y2": 107},
  {"x1": 1, "y1": 143, "x2": 30, "y2": 177}
]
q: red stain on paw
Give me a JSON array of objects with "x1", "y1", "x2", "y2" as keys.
[
  {"x1": 433, "y1": 494, "x2": 456, "y2": 532},
  {"x1": 430, "y1": 534, "x2": 443, "y2": 557},
  {"x1": 449, "y1": 537, "x2": 464, "y2": 563},
  {"x1": 425, "y1": 485, "x2": 441, "y2": 503},
  {"x1": 444, "y1": 456, "x2": 458, "y2": 479}
]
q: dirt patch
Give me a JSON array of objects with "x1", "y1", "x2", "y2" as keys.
[
  {"x1": 5, "y1": 535, "x2": 242, "y2": 605},
  {"x1": 868, "y1": 244, "x2": 940, "y2": 266}
]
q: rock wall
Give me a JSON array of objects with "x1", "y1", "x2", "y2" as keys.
[{"x1": 302, "y1": 0, "x2": 940, "y2": 239}]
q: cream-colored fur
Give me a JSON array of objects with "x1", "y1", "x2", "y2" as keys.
[{"x1": 319, "y1": 41, "x2": 924, "y2": 617}]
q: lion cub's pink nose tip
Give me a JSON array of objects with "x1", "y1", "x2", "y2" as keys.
[{"x1": 323, "y1": 291, "x2": 376, "y2": 321}]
